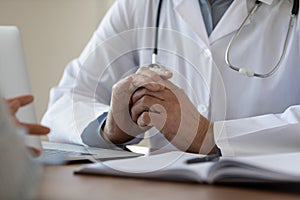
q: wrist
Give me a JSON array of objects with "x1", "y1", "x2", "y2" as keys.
[
  {"x1": 102, "y1": 117, "x2": 135, "y2": 144},
  {"x1": 188, "y1": 115, "x2": 215, "y2": 154}
]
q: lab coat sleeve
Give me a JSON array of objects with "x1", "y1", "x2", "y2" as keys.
[
  {"x1": 214, "y1": 6, "x2": 300, "y2": 157},
  {"x1": 41, "y1": 0, "x2": 141, "y2": 146},
  {"x1": 214, "y1": 105, "x2": 300, "y2": 156}
]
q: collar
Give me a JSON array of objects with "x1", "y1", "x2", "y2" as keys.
[{"x1": 173, "y1": 0, "x2": 274, "y2": 46}]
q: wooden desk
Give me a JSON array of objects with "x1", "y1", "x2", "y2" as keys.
[{"x1": 37, "y1": 164, "x2": 300, "y2": 200}]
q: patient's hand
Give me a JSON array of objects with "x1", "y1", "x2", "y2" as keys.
[
  {"x1": 6, "y1": 95, "x2": 50, "y2": 135},
  {"x1": 6, "y1": 95, "x2": 50, "y2": 156}
]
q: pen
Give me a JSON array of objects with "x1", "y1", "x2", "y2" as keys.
[{"x1": 186, "y1": 154, "x2": 220, "y2": 164}]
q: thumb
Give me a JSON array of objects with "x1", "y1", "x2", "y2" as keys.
[{"x1": 137, "y1": 104, "x2": 167, "y2": 130}]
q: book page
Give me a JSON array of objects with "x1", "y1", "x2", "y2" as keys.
[
  {"x1": 75, "y1": 151, "x2": 214, "y2": 182},
  {"x1": 76, "y1": 151, "x2": 300, "y2": 183},
  {"x1": 207, "y1": 152, "x2": 300, "y2": 183}
]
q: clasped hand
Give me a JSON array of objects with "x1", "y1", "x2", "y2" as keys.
[{"x1": 104, "y1": 67, "x2": 214, "y2": 154}]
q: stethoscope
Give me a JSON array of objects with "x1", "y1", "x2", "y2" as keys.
[{"x1": 150, "y1": 0, "x2": 299, "y2": 78}]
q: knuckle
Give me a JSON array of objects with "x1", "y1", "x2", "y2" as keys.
[
  {"x1": 137, "y1": 66, "x2": 147, "y2": 72},
  {"x1": 140, "y1": 112, "x2": 147, "y2": 119},
  {"x1": 139, "y1": 112, "x2": 150, "y2": 124},
  {"x1": 130, "y1": 107, "x2": 139, "y2": 122},
  {"x1": 139, "y1": 96, "x2": 149, "y2": 104},
  {"x1": 138, "y1": 88, "x2": 148, "y2": 95},
  {"x1": 112, "y1": 84, "x2": 118, "y2": 92},
  {"x1": 150, "y1": 74, "x2": 160, "y2": 82},
  {"x1": 125, "y1": 75, "x2": 134, "y2": 82},
  {"x1": 113, "y1": 75, "x2": 135, "y2": 91}
]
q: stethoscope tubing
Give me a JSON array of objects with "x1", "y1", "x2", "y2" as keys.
[{"x1": 152, "y1": 0, "x2": 299, "y2": 78}]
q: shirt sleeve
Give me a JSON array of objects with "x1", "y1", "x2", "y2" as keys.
[{"x1": 81, "y1": 112, "x2": 143, "y2": 149}]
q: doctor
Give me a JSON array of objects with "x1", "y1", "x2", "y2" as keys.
[{"x1": 42, "y1": 0, "x2": 300, "y2": 156}]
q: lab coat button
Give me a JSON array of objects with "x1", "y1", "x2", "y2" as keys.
[
  {"x1": 203, "y1": 49, "x2": 211, "y2": 57},
  {"x1": 199, "y1": 105, "x2": 207, "y2": 113}
]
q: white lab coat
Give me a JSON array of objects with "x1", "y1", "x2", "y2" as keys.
[{"x1": 42, "y1": 0, "x2": 300, "y2": 156}]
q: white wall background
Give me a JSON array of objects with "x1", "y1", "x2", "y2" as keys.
[{"x1": 0, "y1": 0, "x2": 114, "y2": 121}]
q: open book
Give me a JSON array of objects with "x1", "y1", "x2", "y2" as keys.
[{"x1": 75, "y1": 151, "x2": 300, "y2": 184}]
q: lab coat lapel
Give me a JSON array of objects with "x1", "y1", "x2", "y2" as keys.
[
  {"x1": 174, "y1": 0, "x2": 210, "y2": 47},
  {"x1": 209, "y1": 0, "x2": 249, "y2": 44}
]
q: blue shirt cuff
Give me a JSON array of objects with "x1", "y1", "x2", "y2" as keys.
[{"x1": 81, "y1": 112, "x2": 142, "y2": 149}]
